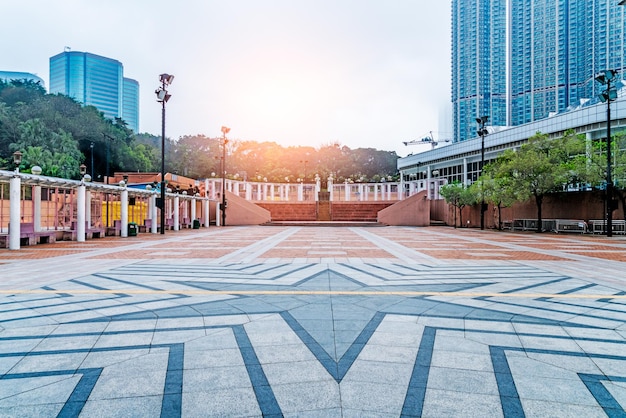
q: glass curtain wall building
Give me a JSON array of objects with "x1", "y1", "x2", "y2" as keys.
[
  {"x1": 49, "y1": 51, "x2": 139, "y2": 132},
  {"x1": 452, "y1": 0, "x2": 626, "y2": 142},
  {"x1": 122, "y1": 78, "x2": 140, "y2": 133}
]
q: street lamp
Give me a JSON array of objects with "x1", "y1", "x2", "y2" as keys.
[
  {"x1": 220, "y1": 126, "x2": 230, "y2": 227},
  {"x1": 12, "y1": 151, "x2": 22, "y2": 174},
  {"x1": 156, "y1": 73, "x2": 174, "y2": 235},
  {"x1": 476, "y1": 116, "x2": 489, "y2": 230},
  {"x1": 595, "y1": 69, "x2": 618, "y2": 237},
  {"x1": 90, "y1": 142, "x2": 94, "y2": 179}
]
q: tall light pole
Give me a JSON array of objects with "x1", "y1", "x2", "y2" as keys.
[
  {"x1": 220, "y1": 126, "x2": 230, "y2": 227},
  {"x1": 595, "y1": 69, "x2": 617, "y2": 237},
  {"x1": 476, "y1": 116, "x2": 489, "y2": 230},
  {"x1": 156, "y1": 73, "x2": 174, "y2": 235},
  {"x1": 90, "y1": 142, "x2": 94, "y2": 179}
]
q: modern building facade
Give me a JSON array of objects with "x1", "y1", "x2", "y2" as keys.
[
  {"x1": 451, "y1": 0, "x2": 507, "y2": 143},
  {"x1": 122, "y1": 78, "x2": 140, "y2": 133},
  {"x1": 452, "y1": 0, "x2": 626, "y2": 143},
  {"x1": 49, "y1": 51, "x2": 139, "y2": 132},
  {"x1": 0, "y1": 71, "x2": 45, "y2": 88}
]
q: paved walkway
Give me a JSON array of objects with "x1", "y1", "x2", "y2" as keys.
[{"x1": 0, "y1": 226, "x2": 625, "y2": 417}]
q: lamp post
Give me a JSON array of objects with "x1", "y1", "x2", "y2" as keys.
[
  {"x1": 156, "y1": 73, "x2": 174, "y2": 235},
  {"x1": 220, "y1": 126, "x2": 230, "y2": 227},
  {"x1": 90, "y1": 142, "x2": 94, "y2": 179},
  {"x1": 12, "y1": 151, "x2": 22, "y2": 174},
  {"x1": 595, "y1": 70, "x2": 618, "y2": 237},
  {"x1": 476, "y1": 116, "x2": 489, "y2": 230}
]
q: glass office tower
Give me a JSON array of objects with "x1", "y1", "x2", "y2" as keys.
[
  {"x1": 452, "y1": 0, "x2": 626, "y2": 142},
  {"x1": 50, "y1": 51, "x2": 139, "y2": 132},
  {"x1": 122, "y1": 78, "x2": 140, "y2": 133}
]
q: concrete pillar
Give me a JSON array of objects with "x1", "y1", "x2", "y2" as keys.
[
  {"x1": 216, "y1": 203, "x2": 221, "y2": 226},
  {"x1": 33, "y1": 185, "x2": 42, "y2": 232},
  {"x1": 173, "y1": 195, "x2": 180, "y2": 231},
  {"x1": 151, "y1": 194, "x2": 158, "y2": 233},
  {"x1": 246, "y1": 183, "x2": 252, "y2": 200},
  {"x1": 86, "y1": 190, "x2": 92, "y2": 228},
  {"x1": 9, "y1": 176, "x2": 21, "y2": 250},
  {"x1": 463, "y1": 157, "x2": 469, "y2": 186},
  {"x1": 77, "y1": 184, "x2": 86, "y2": 242},
  {"x1": 191, "y1": 197, "x2": 197, "y2": 225},
  {"x1": 120, "y1": 188, "x2": 128, "y2": 238},
  {"x1": 344, "y1": 181, "x2": 350, "y2": 201},
  {"x1": 203, "y1": 198, "x2": 210, "y2": 228},
  {"x1": 328, "y1": 177, "x2": 334, "y2": 201},
  {"x1": 270, "y1": 184, "x2": 275, "y2": 201},
  {"x1": 298, "y1": 183, "x2": 304, "y2": 201}
]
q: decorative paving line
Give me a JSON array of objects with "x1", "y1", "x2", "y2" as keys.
[
  {"x1": 400, "y1": 326, "x2": 436, "y2": 417},
  {"x1": 3, "y1": 288, "x2": 626, "y2": 300},
  {"x1": 0, "y1": 368, "x2": 102, "y2": 417},
  {"x1": 0, "y1": 344, "x2": 182, "y2": 416},
  {"x1": 232, "y1": 325, "x2": 282, "y2": 417},
  {"x1": 579, "y1": 374, "x2": 626, "y2": 418},
  {"x1": 490, "y1": 346, "x2": 626, "y2": 418}
]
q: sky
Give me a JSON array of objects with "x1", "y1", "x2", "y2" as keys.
[{"x1": 2, "y1": 0, "x2": 451, "y2": 157}]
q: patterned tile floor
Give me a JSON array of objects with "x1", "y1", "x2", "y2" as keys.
[{"x1": 0, "y1": 226, "x2": 625, "y2": 417}]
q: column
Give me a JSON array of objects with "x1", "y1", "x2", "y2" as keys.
[
  {"x1": 328, "y1": 176, "x2": 334, "y2": 201},
  {"x1": 120, "y1": 187, "x2": 128, "y2": 238},
  {"x1": 86, "y1": 189, "x2": 92, "y2": 228},
  {"x1": 9, "y1": 176, "x2": 21, "y2": 250},
  {"x1": 77, "y1": 184, "x2": 86, "y2": 242},
  {"x1": 191, "y1": 197, "x2": 197, "y2": 225},
  {"x1": 173, "y1": 195, "x2": 180, "y2": 231},
  {"x1": 203, "y1": 198, "x2": 210, "y2": 228},
  {"x1": 344, "y1": 181, "x2": 350, "y2": 201},
  {"x1": 151, "y1": 194, "x2": 158, "y2": 233},
  {"x1": 298, "y1": 183, "x2": 304, "y2": 201},
  {"x1": 33, "y1": 185, "x2": 42, "y2": 232}
]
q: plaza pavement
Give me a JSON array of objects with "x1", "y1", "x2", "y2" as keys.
[{"x1": 0, "y1": 225, "x2": 625, "y2": 417}]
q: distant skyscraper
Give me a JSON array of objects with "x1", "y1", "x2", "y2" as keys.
[
  {"x1": 49, "y1": 50, "x2": 139, "y2": 132},
  {"x1": 452, "y1": 0, "x2": 626, "y2": 142},
  {"x1": 122, "y1": 78, "x2": 140, "y2": 133},
  {"x1": 0, "y1": 71, "x2": 45, "y2": 88}
]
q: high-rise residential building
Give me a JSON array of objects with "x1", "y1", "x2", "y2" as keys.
[
  {"x1": 451, "y1": 0, "x2": 507, "y2": 143},
  {"x1": 452, "y1": 0, "x2": 626, "y2": 142},
  {"x1": 49, "y1": 50, "x2": 139, "y2": 132},
  {"x1": 0, "y1": 71, "x2": 45, "y2": 88}
]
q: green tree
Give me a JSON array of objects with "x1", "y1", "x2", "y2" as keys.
[
  {"x1": 440, "y1": 181, "x2": 476, "y2": 228},
  {"x1": 488, "y1": 131, "x2": 587, "y2": 232}
]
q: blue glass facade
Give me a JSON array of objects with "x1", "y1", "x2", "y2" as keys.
[
  {"x1": 0, "y1": 71, "x2": 45, "y2": 88},
  {"x1": 452, "y1": 0, "x2": 626, "y2": 142},
  {"x1": 49, "y1": 51, "x2": 139, "y2": 132},
  {"x1": 122, "y1": 78, "x2": 140, "y2": 132}
]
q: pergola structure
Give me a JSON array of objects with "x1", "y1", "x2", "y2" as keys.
[{"x1": 0, "y1": 170, "x2": 210, "y2": 250}]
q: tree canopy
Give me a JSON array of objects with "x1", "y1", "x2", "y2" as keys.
[{"x1": 0, "y1": 79, "x2": 399, "y2": 183}]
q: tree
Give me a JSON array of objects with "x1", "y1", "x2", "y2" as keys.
[
  {"x1": 440, "y1": 181, "x2": 476, "y2": 228},
  {"x1": 471, "y1": 170, "x2": 519, "y2": 230},
  {"x1": 488, "y1": 131, "x2": 587, "y2": 232}
]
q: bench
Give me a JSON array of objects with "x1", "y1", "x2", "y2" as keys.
[
  {"x1": 139, "y1": 219, "x2": 151, "y2": 233},
  {"x1": 181, "y1": 217, "x2": 192, "y2": 229},
  {"x1": 554, "y1": 219, "x2": 587, "y2": 234},
  {"x1": 62, "y1": 221, "x2": 105, "y2": 241},
  {"x1": 0, "y1": 223, "x2": 56, "y2": 248},
  {"x1": 106, "y1": 220, "x2": 122, "y2": 236},
  {"x1": 589, "y1": 220, "x2": 626, "y2": 235}
]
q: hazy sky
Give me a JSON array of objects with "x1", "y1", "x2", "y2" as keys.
[{"x1": 2, "y1": 0, "x2": 451, "y2": 157}]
